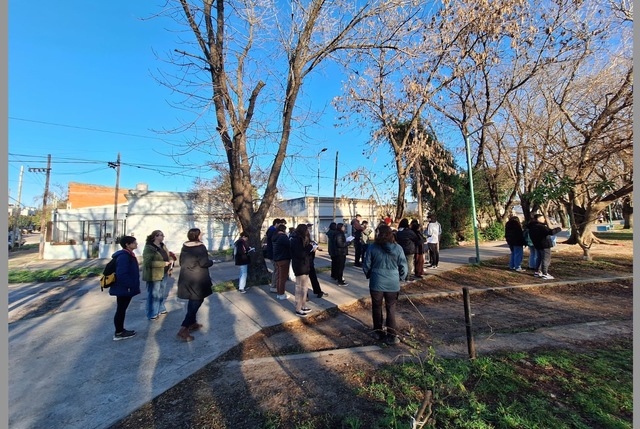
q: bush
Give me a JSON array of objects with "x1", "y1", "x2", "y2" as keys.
[{"x1": 481, "y1": 221, "x2": 505, "y2": 241}]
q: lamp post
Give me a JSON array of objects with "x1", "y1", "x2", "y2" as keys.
[
  {"x1": 317, "y1": 147, "x2": 327, "y2": 242},
  {"x1": 464, "y1": 122, "x2": 493, "y2": 264}
]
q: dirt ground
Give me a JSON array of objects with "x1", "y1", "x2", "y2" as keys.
[{"x1": 108, "y1": 241, "x2": 633, "y2": 429}]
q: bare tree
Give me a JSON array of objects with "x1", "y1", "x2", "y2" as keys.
[{"x1": 156, "y1": 0, "x2": 415, "y2": 282}]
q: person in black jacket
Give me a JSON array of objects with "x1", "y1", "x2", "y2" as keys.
[
  {"x1": 326, "y1": 222, "x2": 338, "y2": 280},
  {"x1": 334, "y1": 223, "x2": 349, "y2": 286},
  {"x1": 504, "y1": 216, "x2": 526, "y2": 271},
  {"x1": 395, "y1": 218, "x2": 421, "y2": 280},
  {"x1": 177, "y1": 228, "x2": 214, "y2": 342},
  {"x1": 306, "y1": 223, "x2": 329, "y2": 299},
  {"x1": 272, "y1": 224, "x2": 291, "y2": 300},
  {"x1": 234, "y1": 232, "x2": 254, "y2": 293},
  {"x1": 528, "y1": 214, "x2": 561, "y2": 280},
  {"x1": 290, "y1": 224, "x2": 314, "y2": 317}
]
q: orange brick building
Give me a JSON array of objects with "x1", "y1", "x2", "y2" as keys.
[{"x1": 67, "y1": 182, "x2": 131, "y2": 209}]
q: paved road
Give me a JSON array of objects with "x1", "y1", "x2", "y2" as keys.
[{"x1": 6, "y1": 239, "x2": 562, "y2": 429}]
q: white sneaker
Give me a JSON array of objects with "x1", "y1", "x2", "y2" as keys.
[
  {"x1": 540, "y1": 274, "x2": 554, "y2": 280},
  {"x1": 514, "y1": 267, "x2": 524, "y2": 272},
  {"x1": 269, "y1": 287, "x2": 277, "y2": 293},
  {"x1": 534, "y1": 271, "x2": 542, "y2": 277},
  {"x1": 276, "y1": 293, "x2": 289, "y2": 300}
]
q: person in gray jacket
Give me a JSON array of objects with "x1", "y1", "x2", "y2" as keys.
[{"x1": 362, "y1": 224, "x2": 408, "y2": 345}]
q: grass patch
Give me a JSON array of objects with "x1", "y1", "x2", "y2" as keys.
[
  {"x1": 358, "y1": 340, "x2": 632, "y2": 428},
  {"x1": 8, "y1": 266, "x2": 103, "y2": 283},
  {"x1": 594, "y1": 231, "x2": 633, "y2": 241},
  {"x1": 212, "y1": 280, "x2": 237, "y2": 293}
]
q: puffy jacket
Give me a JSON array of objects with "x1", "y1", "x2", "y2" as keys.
[
  {"x1": 290, "y1": 234, "x2": 312, "y2": 276},
  {"x1": 109, "y1": 249, "x2": 141, "y2": 297},
  {"x1": 362, "y1": 242, "x2": 408, "y2": 292},
  {"x1": 142, "y1": 243, "x2": 170, "y2": 282},
  {"x1": 528, "y1": 221, "x2": 561, "y2": 250},
  {"x1": 177, "y1": 242, "x2": 213, "y2": 300},
  {"x1": 504, "y1": 219, "x2": 525, "y2": 247},
  {"x1": 395, "y1": 228, "x2": 420, "y2": 255},
  {"x1": 326, "y1": 228, "x2": 337, "y2": 256},
  {"x1": 334, "y1": 230, "x2": 349, "y2": 256},
  {"x1": 272, "y1": 232, "x2": 291, "y2": 261},
  {"x1": 265, "y1": 226, "x2": 277, "y2": 259}
]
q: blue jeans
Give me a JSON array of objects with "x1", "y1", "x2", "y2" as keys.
[
  {"x1": 181, "y1": 299, "x2": 204, "y2": 327},
  {"x1": 528, "y1": 246, "x2": 539, "y2": 269},
  {"x1": 509, "y1": 245, "x2": 524, "y2": 269},
  {"x1": 146, "y1": 274, "x2": 168, "y2": 319},
  {"x1": 238, "y1": 264, "x2": 248, "y2": 290}
]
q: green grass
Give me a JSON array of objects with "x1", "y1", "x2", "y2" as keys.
[
  {"x1": 356, "y1": 341, "x2": 632, "y2": 428},
  {"x1": 8, "y1": 266, "x2": 103, "y2": 283},
  {"x1": 593, "y1": 231, "x2": 633, "y2": 240}
]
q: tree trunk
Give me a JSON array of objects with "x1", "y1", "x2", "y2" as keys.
[{"x1": 622, "y1": 196, "x2": 633, "y2": 229}]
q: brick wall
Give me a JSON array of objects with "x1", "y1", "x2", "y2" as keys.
[{"x1": 67, "y1": 182, "x2": 131, "y2": 209}]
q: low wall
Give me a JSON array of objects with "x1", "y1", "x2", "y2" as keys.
[{"x1": 44, "y1": 242, "x2": 90, "y2": 260}]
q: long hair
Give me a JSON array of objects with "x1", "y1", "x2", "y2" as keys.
[
  {"x1": 374, "y1": 224, "x2": 395, "y2": 245},
  {"x1": 187, "y1": 228, "x2": 201, "y2": 242},
  {"x1": 146, "y1": 230, "x2": 163, "y2": 245},
  {"x1": 295, "y1": 223, "x2": 310, "y2": 248}
]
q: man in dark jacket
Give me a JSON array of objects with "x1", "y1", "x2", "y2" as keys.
[
  {"x1": 351, "y1": 214, "x2": 365, "y2": 267},
  {"x1": 272, "y1": 224, "x2": 291, "y2": 299},
  {"x1": 395, "y1": 218, "x2": 421, "y2": 279},
  {"x1": 528, "y1": 214, "x2": 561, "y2": 280},
  {"x1": 326, "y1": 222, "x2": 338, "y2": 280},
  {"x1": 504, "y1": 216, "x2": 526, "y2": 271}
]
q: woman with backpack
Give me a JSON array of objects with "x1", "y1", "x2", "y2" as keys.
[{"x1": 109, "y1": 236, "x2": 141, "y2": 341}]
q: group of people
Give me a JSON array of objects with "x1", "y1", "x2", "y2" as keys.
[
  {"x1": 108, "y1": 213, "x2": 442, "y2": 346},
  {"x1": 505, "y1": 213, "x2": 562, "y2": 280},
  {"x1": 263, "y1": 219, "x2": 329, "y2": 317},
  {"x1": 109, "y1": 228, "x2": 215, "y2": 342}
]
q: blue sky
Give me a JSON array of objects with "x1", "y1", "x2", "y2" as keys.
[{"x1": 8, "y1": 1, "x2": 394, "y2": 209}]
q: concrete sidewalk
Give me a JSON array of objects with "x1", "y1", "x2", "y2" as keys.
[{"x1": 8, "y1": 242, "x2": 513, "y2": 429}]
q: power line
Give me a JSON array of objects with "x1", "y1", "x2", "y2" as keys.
[{"x1": 9, "y1": 116, "x2": 184, "y2": 143}]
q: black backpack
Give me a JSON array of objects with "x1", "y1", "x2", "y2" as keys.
[{"x1": 100, "y1": 254, "x2": 120, "y2": 291}]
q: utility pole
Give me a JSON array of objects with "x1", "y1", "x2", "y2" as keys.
[
  {"x1": 109, "y1": 153, "x2": 121, "y2": 241},
  {"x1": 31, "y1": 155, "x2": 51, "y2": 259},
  {"x1": 332, "y1": 151, "x2": 339, "y2": 222},
  {"x1": 11, "y1": 166, "x2": 24, "y2": 248}
]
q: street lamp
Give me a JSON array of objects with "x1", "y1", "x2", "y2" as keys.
[
  {"x1": 317, "y1": 147, "x2": 328, "y2": 243},
  {"x1": 464, "y1": 121, "x2": 493, "y2": 264}
]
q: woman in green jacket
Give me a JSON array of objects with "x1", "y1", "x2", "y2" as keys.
[{"x1": 142, "y1": 230, "x2": 176, "y2": 320}]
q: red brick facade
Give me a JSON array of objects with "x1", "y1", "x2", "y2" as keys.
[{"x1": 67, "y1": 182, "x2": 131, "y2": 209}]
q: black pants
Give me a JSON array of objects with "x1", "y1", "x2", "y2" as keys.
[
  {"x1": 370, "y1": 290, "x2": 399, "y2": 337},
  {"x1": 114, "y1": 296, "x2": 133, "y2": 334},
  {"x1": 330, "y1": 255, "x2": 338, "y2": 280},
  {"x1": 309, "y1": 264, "x2": 323, "y2": 294},
  {"x1": 335, "y1": 255, "x2": 346, "y2": 281},
  {"x1": 428, "y1": 243, "x2": 440, "y2": 267},
  {"x1": 354, "y1": 240, "x2": 363, "y2": 264}
]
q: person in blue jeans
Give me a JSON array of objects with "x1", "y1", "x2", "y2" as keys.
[
  {"x1": 504, "y1": 216, "x2": 525, "y2": 271},
  {"x1": 142, "y1": 230, "x2": 176, "y2": 320},
  {"x1": 234, "y1": 232, "x2": 254, "y2": 293},
  {"x1": 523, "y1": 216, "x2": 539, "y2": 270}
]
